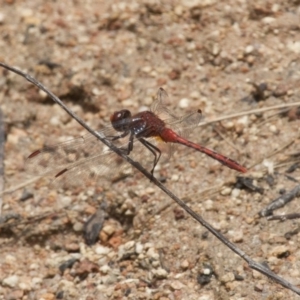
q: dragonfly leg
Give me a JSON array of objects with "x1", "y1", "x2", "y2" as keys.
[
  {"x1": 107, "y1": 130, "x2": 129, "y2": 141},
  {"x1": 138, "y1": 138, "x2": 161, "y2": 175}
]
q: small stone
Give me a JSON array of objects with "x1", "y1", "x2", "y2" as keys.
[
  {"x1": 254, "y1": 283, "x2": 264, "y2": 292},
  {"x1": 152, "y1": 268, "x2": 168, "y2": 279},
  {"x1": 0, "y1": 13, "x2": 5, "y2": 24},
  {"x1": 31, "y1": 277, "x2": 43, "y2": 288},
  {"x1": 6, "y1": 290, "x2": 24, "y2": 300},
  {"x1": 73, "y1": 222, "x2": 83, "y2": 232},
  {"x1": 169, "y1": 69, "x2": 181, "y2": 80},
  {"x1": 262, "y1": 17, "x2": 276, "y2": 24},
  {"x1": 220, "y1": 272, "x2": 235, "y2": 283},
  {"x1": 29, "y1": 263, "x2": 39, "y2": 270},
  {"x1": 170, "y1": 280, "x2": 184, "y2": 290},
  {"x1": 252, "y1": 270, "x2": 263, "y2": 279},
  {"x1": 269, "y1": 125, "x2": 278, "y2": 134},
  {"x1": 74, "y1": 259, "x2": 99, "y2": 276},
  {"x1": 220, "y1": 187, "x2": 232, "y2": 196},
  {"x1": 189, "y1": 90, "x2": 200, "y2": 99},
  {"x1": 40, "y1": 293, "x2": 55, "y2": 300},
  {"x1": 135, "y1": 242, "x2": 143, "y2": 254},
  {"x1": 18, "y1": 282, "x2": 31, "y2": 291},
  {"x1": 181, "y1": 259, "x2": 189, "y2": 270},
  {"x1": 5, "y1": 255, "x2": 17, "y2": 263},
  {"x1": 146, "y1": 247, "x2": 159, "y2": 260},
  {"x1": 204, "y1": 199, "x2": 214, "y2": 211},
  {"x1": 118, "y1": 241, "x2": 136, "y2": 259},
  {"x1": 287, "y1": 41, "x2": 300, "y2": 54},
  {"x1": 230, "y1": 230, "x2": 244, "y2": 243},
  {"x1": 171, "y1": 174, "x2": 179, "y2": 181},
  {"x1": 95, "y1": 245, "x2": 110, "y2": 255},
  {"x1": 100, "y1": 264, "x2": 110, "y2": 274},
  {"x1": 270, "y1": 245, "x2": 290, "y2": 258},
  {"x1": 102, "y1": 225, "x2": 116, "y2": 236},
  {"x1": 65, "y1": 242, "x2": 80, "y2": 252},
  {"x1": 3, "y1": 275, "x2": 19, "y2": 288},
  {"x1": 202, "y1": 267, "x2": 212, "y2": 275},
  {"x1": 245, "y1": 45, "x2": 254, "y2": 54},
  {"x1": 179, "y1": 98, "x2": 190, "y2": 108}
]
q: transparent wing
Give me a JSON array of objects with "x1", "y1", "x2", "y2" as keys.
[
  {"x1": 25, "y1": 126, "x2": 133, "y2": 188},
  {"x1": 151, "y1": 87, "x2": 202, "y2": 138}
]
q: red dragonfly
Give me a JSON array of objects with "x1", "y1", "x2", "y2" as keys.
[{"x1": 27, "y1": 88, "x2": 246, "y2": 186}]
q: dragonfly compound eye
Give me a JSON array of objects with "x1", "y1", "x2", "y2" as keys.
[{"x1": 110, "y1": 109, "x2": 132, "y2": 132}]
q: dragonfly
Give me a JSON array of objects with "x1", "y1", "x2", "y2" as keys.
[{"x1": 27, "y1": 88, "x2": 247, "y2": 187}]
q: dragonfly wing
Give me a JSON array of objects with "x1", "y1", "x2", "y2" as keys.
[{"x1": 151, "y1": 87, "x2": 178, "y2": 120}]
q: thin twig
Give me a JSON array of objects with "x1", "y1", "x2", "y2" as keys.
[
  {"x1": 1, "y1": 177, "x2": 42, "y2": 195},
  {"x1": 213, "y1": 126, "x2": 242, "y2": 153},
  {"x1": 200, "y1": 102, "x2": 300, "y2": 127},
  {"x1": 267, "y1": 213, "x2": 300, "y2": 221},
  {"x1": 1, "y1": 62, "x2": 300, "y2": 296},
  {"x1": 260, "y1": 184, "x2": 300, "y2": 217},
  {"x1": 248, "y1": 139, "x2": 296, "y2": 170}
]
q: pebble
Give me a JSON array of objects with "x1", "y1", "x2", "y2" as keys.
[
  {"x1": 2, "y1": 275, "x2": 19, "y2": 288},
  {"x1": 152, "y1": 268, "x2": 168, "y2": 279},
  {"x1": 189, "y1": 90, "x2": 200, "y2": 99},
  {"x1": 146, "y1": 247, "x2": 159, "y2": 260},
  {"x1": 220, "y1": 272, "x2": 235, "y2": 283},
  {"x1": 118, "y1": 241, "x2": 136, "y2": 259},
  {"x1": 230, "y1": 230, "x2": 244, "y2": 243},
  {"x1": 135, "y1": 242, "x2": 144, "y2": 254},
  {"x1": 262, "y1": 17, "x2": 276, "y2": 24},
  {"x1": 0, "y1": 13, "x2": 5, "y2": 24},
  {"x1": 181, "y1": 259, "x2": 189, "y2": 270},
  {"x1": 270, "y1": 245, "x2": 290, "y2": 258},
  {"x1": 179, "y1": 98, "x2": 190, "y2": 108},
  {"x1": 5, "y1": 254, "x2": 17, "y2": 263},
  {"x1": 65, "y1": 242, "x2": 80, "y2": 252},
  {"x1": 95, "y1": 245, "x2": 111, "y2": 256},
  {"x1": 99, "y1": 264, "x2": 111, "y2": 274},
  {"x1": 203, "y1": 199, "x2": 214, "y2": 211},
  {"x1": 32, "y1": 277, "x2": 43, "y2": 286},
  {"x1": 18, "y1": 282, "x2": 31, "y2": 291},
  {"x1": 245, "y1": 45, "x2": 254, "y2": 54},
  {"x1": 287, "y1": 41, "x2": 300, "y2": 54},
  {"x1": 102, "y1": 225, "x2": 116, "y2": 236},
  {"x1": 220, "y1": 187, "x2": 232, "y2": 196},
  {"x1": 73, "y1": 222, "x2": 83, "y2": 232},
  {"x1": 170, "y1": 280, "x2": 184, "y2": 290},
  {"x1": 40, "y1": 293, "x2": 55, "y2": 300},
  {"x1": 6, "y1": 290, "x2": 24, "y2": 300}
]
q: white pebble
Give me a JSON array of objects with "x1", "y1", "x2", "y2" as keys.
[
  {"x1": 3, "y1": 275, "x2": 19, "y2": 288},
  {"x1": 179, "y1": 98, "x2": 190, "y2": 108},
  {"x1": 95, "y1": 245, "x2": 110, "y2": 255},
  {"x1": 135, "y1": 242, "x2": 144, "y2": 254},
  {"x1": 99, "y1": 264, "x2": 110, "y2": 274},
  {"x1": 152, "y1": 268, "x2": 168, "y2": 279},
  {"x1": 245, "y1": 45, "x2": 254, "y2": 54}
]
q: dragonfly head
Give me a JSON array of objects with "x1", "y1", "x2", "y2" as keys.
[{"x1": 110, "y1": 109, "x2": 132, "y2": 132}]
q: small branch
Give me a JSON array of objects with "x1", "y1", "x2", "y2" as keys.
[{"x1": 260, "y1": 184, "x2": 300, "y2": 217}]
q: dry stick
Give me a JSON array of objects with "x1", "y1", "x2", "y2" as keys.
[
  {"x1": 212, "y1": 126, "x2": 242, "y2": 153},
  {"x1": 1, "y1": 177, "x2": 42, "y2": 195},
  {"x1": 199, "y1": 102, "x2": 300, "y2": 127},
  {"x1": 260, "y1": 184, "x2": 300, "y2": 217},
  {"x1": 1, "y1": 62, "x2": 300, "y2": 296},
  {"x1": 268, "y1": 213, "x2": 300, "y2": 221}
]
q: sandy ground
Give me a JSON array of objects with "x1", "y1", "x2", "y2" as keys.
[{"x1": 1, "y1": 0, "x2": 300, "y2": 299}]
